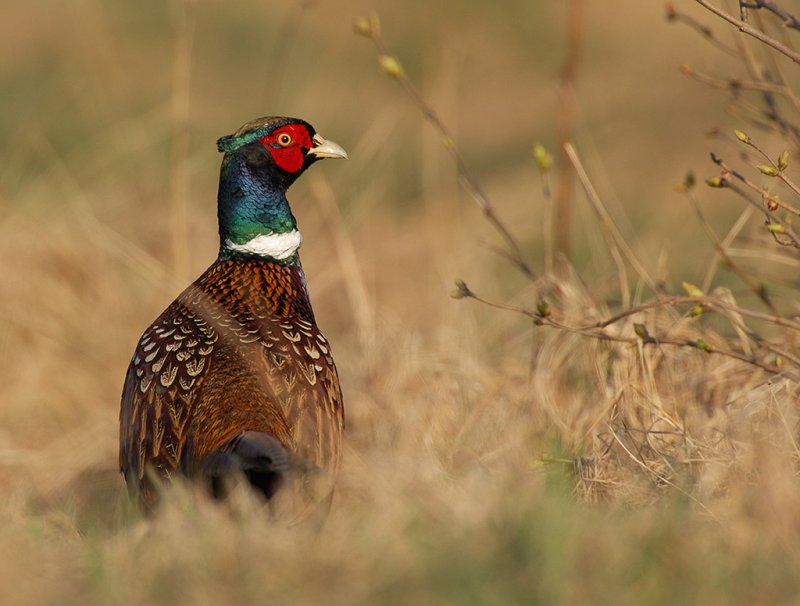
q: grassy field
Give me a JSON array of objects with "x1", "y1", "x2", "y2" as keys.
[{"x1": 2, "y1": 0, "x2": 800, "y2": 603}]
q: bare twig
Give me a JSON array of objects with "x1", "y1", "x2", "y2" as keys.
[
  {"x1": 709, "y1": 152, "x2": 800, "y2": 247},
  {"x1": 694, "y1": 0, "x2": 800, "y2": 64},
  {"x1": 735, "y1": 13, "x2": 800, "y2": 145},
  {"x1": 456, "y1": 284, "x2": 796, "y2": 376},
  {"x1": 712, "y1": 301, "x2": 800, "y2": 367},
  {"x1": 679, "y1": 64, "x2": 797, "y2": 100},
  {"x1": 737, "y1": 136, "x2": 800, "y2": 202},
  {"x1": 741, "y1": 0, "x2": 800, "y2": 31},
  {"x1": 666, "y1": 4, "x2": 739, "y2": 56},
  {"x1": 682, "y1": 64, "x2": 800, "y2": 122},
  {"x1": 729, "y1": 181, "x2": 800, "y2": 248}
]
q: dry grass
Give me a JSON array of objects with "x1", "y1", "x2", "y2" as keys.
[{"x1": 2, "y1": 0, "x2": 800, "y2": 603}]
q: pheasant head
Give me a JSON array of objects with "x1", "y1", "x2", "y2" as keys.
[{"x1": 215, "y1": 116, "x2": 347, "y2": 261}]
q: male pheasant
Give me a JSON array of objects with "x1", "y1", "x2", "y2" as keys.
[{"x1": 119, "y1": 116, "x2": 347, "y2": 512}]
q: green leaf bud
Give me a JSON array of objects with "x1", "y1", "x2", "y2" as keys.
[
  {"x1": 532, "y1": 144, "x2": 553, "y2": 171},
  {"x1": 694, "y1": 339, "x2": 712, "y2": 352},
  {"x1": 778, "y1": 150, "x2": 789, "y2": 171},
  {"x1": 378, "y1": 55, "x2": 404, "y2": 79},
  {"x1": 536, "y1": 299, "x2": 551, "y2": 318},
  {"x1": 353, "y1": 17, "x2": 372, "y2": 36},
  {"x1": 450, "y1": 279, "x2": 472, "y2": 299},
  {"x1": 681, "y1": 281, "x2": 705, "y2": 297}
]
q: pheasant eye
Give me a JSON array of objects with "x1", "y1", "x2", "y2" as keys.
[{"x1": 276, "y1": 133, "x2": 293, "y2": 147}]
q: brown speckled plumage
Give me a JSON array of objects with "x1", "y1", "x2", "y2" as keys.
[{"x1": 119, "y1": 259, "x2": 344, "y2": 508}]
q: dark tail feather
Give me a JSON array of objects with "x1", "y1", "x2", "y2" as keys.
[{"x1": 203, "y1": 431, "x2": 293, "y2": 500}]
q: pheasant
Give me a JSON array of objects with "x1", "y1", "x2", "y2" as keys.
[{"x1": 119, "y1": 116, "x2": 347, "y2": 513}]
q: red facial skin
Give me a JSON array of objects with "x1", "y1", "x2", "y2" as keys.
[{"x1": 259, "y1": 124, "x2": 313, "y2": 173}]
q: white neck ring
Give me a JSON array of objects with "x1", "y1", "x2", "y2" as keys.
[{"x1": 224, "y1": 229, "x2": 303, "y2": 259}]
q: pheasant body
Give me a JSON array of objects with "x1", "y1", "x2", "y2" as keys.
[{"x1": 119, "y1": 116, "x2": 347, "y2": 510}]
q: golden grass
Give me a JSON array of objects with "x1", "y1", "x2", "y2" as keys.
[{"x1": 3, "y1": 0, "x2": 800, "y2": 603}]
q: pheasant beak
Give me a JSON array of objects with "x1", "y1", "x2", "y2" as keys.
[{"x1": 307, "y1": 134, "x2": 348, "y2": 159}]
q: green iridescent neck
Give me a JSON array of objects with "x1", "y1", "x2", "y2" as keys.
[{"x1": 217, "y1": 152, "x2": 299, "y2": 260}]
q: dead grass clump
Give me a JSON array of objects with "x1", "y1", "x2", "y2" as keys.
[{"x1": 524, "y1": 267, "x2": 798, "y2": 513}]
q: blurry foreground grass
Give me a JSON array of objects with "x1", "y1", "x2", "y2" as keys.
[
  {"x1": 2, "y1": 0, "x2": 800, "y2": 604},
  {"x1": 5, "y1": 466, "x2": 800, "y2": 606}
]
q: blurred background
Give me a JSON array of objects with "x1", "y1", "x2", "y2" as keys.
[
  {"x1": 3, "y1": 1, "x2": 797, "y2": 603},
  {"x1": 0, "y1": 0, "x2": 739, "y2": 428}
]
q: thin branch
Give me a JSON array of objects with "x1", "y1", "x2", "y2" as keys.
[
  {"x1": 734, "y1": 11, "x2": 800, "y2": 146},
  {"x1": 739, "y1": 136, "x2": 800, "y2": 201},
  {"x1": 741, "y1": 0, "x2": 800, "y2": 31},
  {"x1": 694, "y1": 0, "x2": 800, "y2": 64},
  {"x1": 666, "y1": 3, "x2": 740, "y2": 56},
  {"x1": 459, "y1": 287, "x2": 796, "y2": 376},
  {"x1": 543, "y1": 314, "x2": 788, "y2": 375},
  {"x1": 679, "y1": 64, "x2": 800, "y2": 139},
  {"x1": 712, "y1": 301, "x2": 800, "y2": 367},
  {"x1": 710, "y1": 152, "x2": 800, "y2": 247},
  {"x1": 729, "y1": 181, "x2": 800, "y2": 248},
  {"x1": 679, "y1": 64, "x2": 798, "y2": 101}
]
